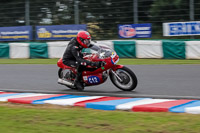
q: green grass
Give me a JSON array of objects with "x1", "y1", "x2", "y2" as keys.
[
  {"x1": 0, "y1": 58, "x2": 199, "y2": 65},
  {"x1": 0, "y1": 59, "x2": 59, "y2": 64},
  {"x1": 0, "y1": 104, "x2": 200, "y2": 133}
]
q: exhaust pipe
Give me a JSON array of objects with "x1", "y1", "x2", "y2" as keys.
[{"x1": 58, "y1": 78, "x2": 74, "y2": 87}]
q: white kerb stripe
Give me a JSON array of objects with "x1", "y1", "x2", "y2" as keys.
[
  {"x1": 116, "y1": 99, "x2": 174, "y2": 110},
  {"x1": 0, "y1": 93, "x2": 49, "y2": 102},
  {"x1": 44, "y1": 96, "x2": 103, "y2": 106},
  {"x1": 185, "y1": 106, "x2": 200, "y2": 114}
]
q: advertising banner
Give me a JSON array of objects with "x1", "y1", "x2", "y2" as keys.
[
  {"x1": 36, "y1": 24, "x2": 87, "y2": 40},
  {"x1": 0, "y1": 26, "x2": 32, "y2": 41},
  {"x1": 163, "y1": 21, "x2": 200, "y2": 36},
  {"x1": 118, "y1": 23, "x2": 152, "y2": 38}
]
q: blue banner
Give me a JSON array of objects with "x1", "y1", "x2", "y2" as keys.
[
  {"x1": 0, "y1": 26, "x2": 32, "y2": 41},
  {"x1": 36, "y1": 24, "x2": 87, "y2": 40},
  {"x1": 118, "y1": 24, "x2": 152, "y2": 38},
  {"x1": 163, "y1": 21, "x2": 200, "y2": 36}
]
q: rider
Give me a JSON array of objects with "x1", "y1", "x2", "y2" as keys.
[{"x1": 62, "y1": 31, "x2": 103, "y2": 90}]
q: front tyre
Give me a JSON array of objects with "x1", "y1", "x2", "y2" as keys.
[{"x1": 109, "y1": 66, "x2": 138, "y2": 91}]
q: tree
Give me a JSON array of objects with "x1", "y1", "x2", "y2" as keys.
[
  {"x1": 0, "y1": 0, "x2": 25, "y2": 27},
  {"x1": 150, "y1": 0, "x2": 189, "y2": 24},
  {"x1": 29, "y1": 0, "x2": 74, "y2": 25},
  {"x1": 79, "y1": 0, "x2": 134, "y2": 39},
  {"x1": 149, "y1": 0, "x2": 190, "y2": 38}
]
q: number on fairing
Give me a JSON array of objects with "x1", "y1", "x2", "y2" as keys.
[{"x1": 88, "y1": 76, "x2": 100, "y2": 84}]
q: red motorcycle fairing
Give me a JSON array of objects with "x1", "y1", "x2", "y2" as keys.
[
  {"x1": 57, "y1": 50, "x2": 120, "y2": 86},
  {"x1": 57, "y1": 58, "x2": 108, "y2": 86},
  {"x1": 57, "y1": 58, "x2": 77, "y2": 74},
  {"x1": 57, "y1": 58, "x2": 71, "y2": 69},
  {"x1": 82, "y1": 73, "x2": 105, "y2": 86},
  {"x1": 57, "y1": 46, "x2": 138, "y2": 91},
  {"x1": 82, "y1": 53, "x2": 119, "y2": 76},
  {"x1": 111, "y1": 64, "x2": 124, "y2": 71}
]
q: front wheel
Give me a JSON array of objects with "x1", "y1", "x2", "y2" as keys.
[{"x1": 109, "y1": 66, "x2": 138, "y2": 91}]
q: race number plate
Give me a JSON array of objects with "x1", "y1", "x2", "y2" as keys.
[{"x1": 87, "y1": 76, "x2": 100, "y2": 84}]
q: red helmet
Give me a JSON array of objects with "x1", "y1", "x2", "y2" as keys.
[{"x1": 77, "y1": 31, "x2": 91, "y2": 48}]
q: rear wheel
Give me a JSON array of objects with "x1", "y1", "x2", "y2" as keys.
[
  {"x1": 109, "y1": 66, "x2": 138, "y2": 91},
  {"x1": 58, "y1": 68, "x2": 63, "y2": 78},
  {"x1": 58, "y1": 68, "x2": 77, "y2": 90}
]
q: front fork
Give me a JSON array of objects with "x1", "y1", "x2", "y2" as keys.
[{"x1": 110, "y1": 65, "x2": 124, "y2": 82}]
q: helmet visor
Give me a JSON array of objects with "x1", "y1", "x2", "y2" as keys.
[{"x1": 83, "y1": 39, "x2": 91, "y2": 47}]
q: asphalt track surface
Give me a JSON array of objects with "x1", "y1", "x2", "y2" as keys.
[{"x1": 0, "y1": 64, "x2": 200, "y2": 99}]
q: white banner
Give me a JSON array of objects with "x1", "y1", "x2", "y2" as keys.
[{"x1": 163, "y1": 21, "x2": 200, "y2": 36}]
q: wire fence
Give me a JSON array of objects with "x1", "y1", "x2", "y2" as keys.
[{"x1": 0, "y1": 0, "x2": 199, "y2": 40}]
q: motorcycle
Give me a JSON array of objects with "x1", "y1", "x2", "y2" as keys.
[{"x1": 57, "y1": 45, "x2": 138, "y2": 91}]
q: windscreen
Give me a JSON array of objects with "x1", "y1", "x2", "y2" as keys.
[{"x1": 97, "y1": 45, "x2": 114, "y2": 59}]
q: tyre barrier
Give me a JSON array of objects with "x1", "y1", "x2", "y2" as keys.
[
  {"x1": 1, "y1": 91, "x2": 200, "y2": 114},
  {"x1": 0, "y1": 40, "x2": 200, "y2": 59}
]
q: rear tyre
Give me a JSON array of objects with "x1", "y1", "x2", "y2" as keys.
[
  {"x1": 58, "y1": 68, "x2": 63, "y2": 78},
  {"x1": 58, "y1": 68, "x2": 76, "y2": 90},
  {"x1": 109, "y1": 66, "x2": 137, "y2": 91}
]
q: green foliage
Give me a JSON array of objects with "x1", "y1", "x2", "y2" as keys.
[
  {"x1": 0, "y1": 0, "x2": 25, "y2": 26},
  {"x1": 0, "y1": 0, "x2": 199, "y2": 39},
  {"x1": 148, "y1": 0, "x2": 191, "y2": 38},
  {"x1": 0, "y1": 59, "x2": 59, "y2": 64},
  {"x1": 150, "y1": 0, "x2": 189, "y2": 23}
]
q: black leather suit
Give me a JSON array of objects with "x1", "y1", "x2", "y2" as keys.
[
  {"x1": 62, "y1": 38, "x2": 96, "y2": 68},
  {"x1": 62, "y1": 38, "x2": 99, "y2": 79}
]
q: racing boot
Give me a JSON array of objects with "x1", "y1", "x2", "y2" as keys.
[{"x1": 74, "y1": 72, "x2": 84, "y2": 91}]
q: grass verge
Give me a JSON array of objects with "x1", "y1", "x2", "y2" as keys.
[
  {"x1": 0, "y1": 58, "x2": 200, "y2": 65},
  {"x1": 0, "y1": 103, "x2": 200, "y2": 133}
]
